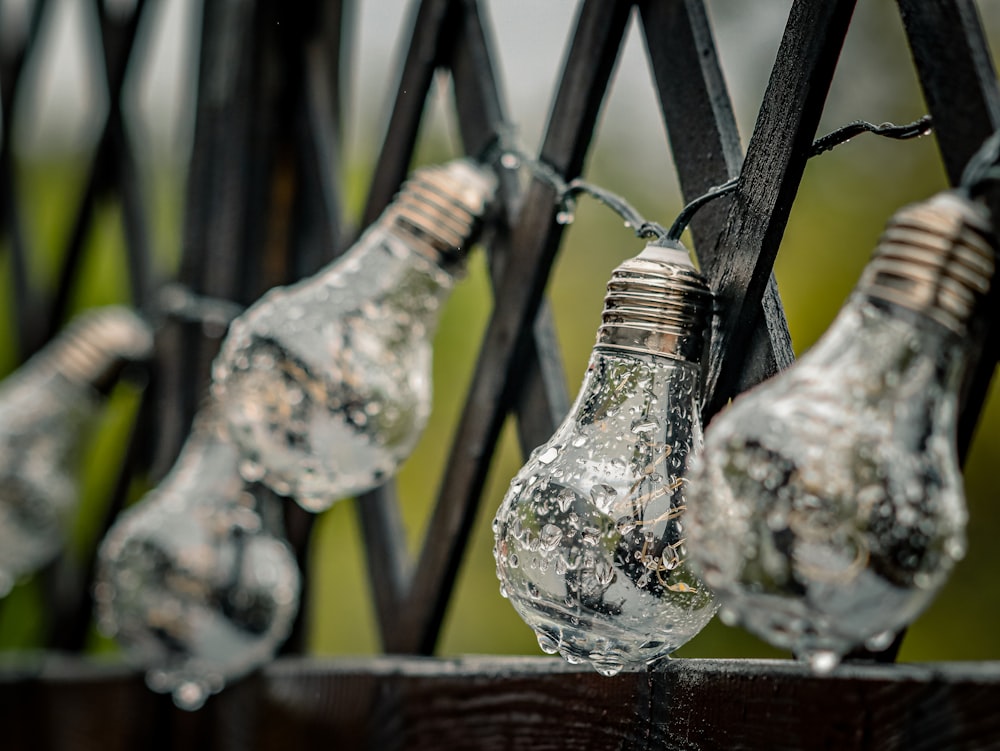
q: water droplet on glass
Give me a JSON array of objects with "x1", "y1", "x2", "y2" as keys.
[
  {"x1": 595, "y1": 662, "x2": 624, "y2": 677},
  {"x1": 539, "y1": 524, "x2": 562, "y2": 550},
  {"x1": 719, "y1": 607, "x2": 739, "y2": 626},
  {"x1": 864, "y1": 630, "x2": 895, "y2": 651},
  {"x1": 805, "y1": 650, "x2": 839, "y2": 675},
  {"x1": 538, "y1": 446, "x2": 559, "y2": 464},
  {"x1": 174, "y1": 680, "x2": 210, "y2": 711},
  {"x1": 536, "y1": 633, "x2": 559, "y2": 654}
]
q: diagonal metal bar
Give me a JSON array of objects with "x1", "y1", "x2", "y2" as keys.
[
  {"x1": 701, "y1": 0, "x2": 857, "y2": 418},
  {"x1": 153, "y1": 0, "x2": 266, "y2": 475},
  {"x1": 393, "y1": 0, "x2": 635, "y2": 655},
  {"x1": 896, "y1": 0, "x2": 1000, "y2": 462},
  {"x1": 352, "y1": 0, "x2": 464, "y2": 636},
  {"x1": 638, "y1": 0, "x2": 794, "y2": 397},
  {"x1": 290, "y1": 3, "x2": 348, "y2": 278},
  {"x1": 359, "y1": 0, "x2": 454, "y2": 229},
  {"x1": 44, "y1": 0, "x2": 149, "y2": 342},
  {"x1": 0, "y1": 0, "x2": 51, "y2": 358},
  {"x1": 360, "y1": 0, "x2": 573, "y2": 652}
]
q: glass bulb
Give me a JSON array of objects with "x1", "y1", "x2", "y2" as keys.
[
  {"x1": 212, "y1": 159, "x2": 497, "y2": 511},
  {"x1": 0, "y1": 306, "x2": 153, "y2": 596},
  {"x1": 687, "y1": 191, "x2": 995, "y2": 673},
  {"x1": 95, "y1": 400, "x2": 301, "y2": 710},
  {"x1": 493, "y1": 243, "x2": 718, "y2": 676}
]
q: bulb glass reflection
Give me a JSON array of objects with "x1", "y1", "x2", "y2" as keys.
[
  {"x1": 0, "y1": 306, "x2": 152, "y2": 596},
  {"x1": 687, "y1": 192, "x2": 995, "y2": 672},
  {"x1": 95, "y1": 402, "x2": 301, "y2": 710},
  {"x1": 493, "y1": 244, "x2": 717, "y2": 675},
  {"x1": 212, "y1": 159, "x2": 496, "y2": 511}
]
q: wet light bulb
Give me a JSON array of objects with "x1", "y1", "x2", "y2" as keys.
[
  {"x1": 0, "y1": 306, "x2": 153, "y2": 596},
  {"x1": 493, "y1": 243, "x2": 718, "y2": 676},
  {"x1": 212, "y1": 159, "x2": 496, "y2": 511},
  {"x1": 687, "y1": 192, "x2": 995, "y2": 673},
  {"x1": 95, "y1": 400, "x2": 301, "y2": 710}
]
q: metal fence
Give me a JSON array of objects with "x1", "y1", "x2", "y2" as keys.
[{"x1": 2, "y1": 0, "x2": 1000, "y2": 748}]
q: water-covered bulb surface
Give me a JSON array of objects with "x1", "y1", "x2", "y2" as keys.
[
  {"x1": 0, "y1": 306, "x2": 153, "y2": 597},
  {"x1": 493, "y1": 242, "x2": 718, "y2": 676},
  {"x1": 212, "y1": 159, "x2": 497, "y2": 511},
  {"x1": 686, "y1": 191, "x2": 996, "y2": 673},
  {"x1": 95, "y1": 400, "x2": 301, "y2": 710}
]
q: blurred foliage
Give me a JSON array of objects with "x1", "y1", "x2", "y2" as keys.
[{"x1": 1, "y1": 1, "x2": 1000, "y2": 674}]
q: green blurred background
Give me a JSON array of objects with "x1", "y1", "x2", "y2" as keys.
[{"x1": 1, "y1": 0, "x2": 999, "y2": 665}]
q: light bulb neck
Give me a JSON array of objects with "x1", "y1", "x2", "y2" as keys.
[
  {"x1": 858, "y1": 191, "x2": 996, "y2": 335},
  {"x1": 382, "y1": 158, "x2": 497, "y2": 272},
  {"x1": 33, "y1": 307, "x2": 154, "y2": 395},
  {"x1": 596, "y1": 241, "x2": 712, "y2": 361}
]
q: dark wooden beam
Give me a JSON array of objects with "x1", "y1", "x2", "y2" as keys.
[
  {"x1": 701, "y1": 0, "x2": 858, "y2": 417},
  {"x1": 3, "y1": 656, "x2": 1000, "y2": 750}
]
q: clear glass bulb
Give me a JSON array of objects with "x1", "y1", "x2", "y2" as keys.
[
  {"x1": 687, "y1": 192, "x2": 995, "y2": 673},
  {"x1": 0, "y1": 306, "x2": 153, "y2": 596},
  {"x1": 95, "y1": 399, "x2": 301, "y2": 711},
  {"x1": 493, "y1": 243, "x2": 718, "y2": 676},
  {"x1": 212, "y1": 159, "x2": 496, "y2": 511}
]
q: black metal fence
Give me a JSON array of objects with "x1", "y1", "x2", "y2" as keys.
[{"x1": 2, "y1": 0, "x2": 1000, "y2": 748}]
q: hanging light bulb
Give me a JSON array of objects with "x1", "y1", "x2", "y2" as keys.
[
  {"x1": 687, "y1": 191, "x2": 995, "y2": 673},
  {"x1": 95, "y1": 398, "x2": 301, "y2": 711},
  {"x1": 211, "y1": 159, "x2": 497, "y2": 511},
  {"x1": 0, "y1": 306, "x2": 153, "y2": 597},
  {"x1": 493, "y1": 242, "x2": 718, "y2": 676}
]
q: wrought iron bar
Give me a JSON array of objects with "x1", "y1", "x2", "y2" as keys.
[{"x1": 700, "y1": 0, "x2": 858, "y2": 418}]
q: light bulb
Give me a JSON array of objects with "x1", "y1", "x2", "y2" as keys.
[
  {"x1": 687, "y1": 191, "x2": 995, "y2": 673},
  {"x1": 0, "y1": 306, "x2": 153, "y2": 596},
  {"x1": 211, "y1": 159, "x2": 497, "y2": 511},
  {"x1": 95, "y1": 400, "x2": 301, "y2": 710},
  {"x1": 493, "y1": 242, "x2": 718, "y2": 676}
]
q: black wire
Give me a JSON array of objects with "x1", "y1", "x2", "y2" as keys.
[
  {"x1": 487, "y1": 115, "x2": 934, "y2": 246},
  {"x1": 665, "y1": 115, "x2": 935, "y2": 241},
  {"x1": 808, "y1": 115, "x2": 933, "y2": 157}
]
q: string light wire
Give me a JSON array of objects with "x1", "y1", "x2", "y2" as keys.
[{"x1": 499, "y1": 115, "x2": 935, "y2": 246}]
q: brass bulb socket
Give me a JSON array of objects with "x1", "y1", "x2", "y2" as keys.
[
  {"x1": 859, "y1": 191, "x2": 996, "y2": 334},
  {"x1": 37, "y1": 307, "x2": 154, "y2": 394},
  {"x1": 597, "y1": 243, "x2": 713, "y2": 361},
  {"x1": 384, "y1": 159, "x2": 497, "y2": 269}
]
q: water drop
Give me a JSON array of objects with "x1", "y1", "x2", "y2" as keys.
[
  {"x1": 595, "y1": 662, "x2": 624, "y2": 677},
  {"x1": 538, "y1": 446, "x2": 559, "y2": 464},
  {"x1": 864, "y1": 630, "x2": 895, "y2": 651},
  {"x1": 238, "y1": 459, "x2": 265, "y2": 482},
  {"x1": 500, "y1": 152, "x2": 521, "y2": 169},
  {"x1": 805, "y1": 650, "x2": 839, "y2": 675},
  {"x1": 582, "y1": 526, "x2": 601, "y2": 546},
  {"x1": 536, "y1": 633, "x2": 559, "y2": 654},
  {"x1": 630, "y1": 420, "x2": 658, "y2": 435},
  {"x1": 539, "y1": 523, "x2": 562, "y2": 550},
  {"x1": 174, "y1": 680, "x2": 210, "y2": 711},
  {"x1": 719, "y1": 607, "x2": 738, "y2": 626},
  {"x1": 589, "y1": 484, "x2": 617, "y2": 511},
  {"x1": 555, "y1": 210, "x2": 575, "y2": 225},
  {"x1": 945, "y1": 538, "x2": 966, "y2": 560}
]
